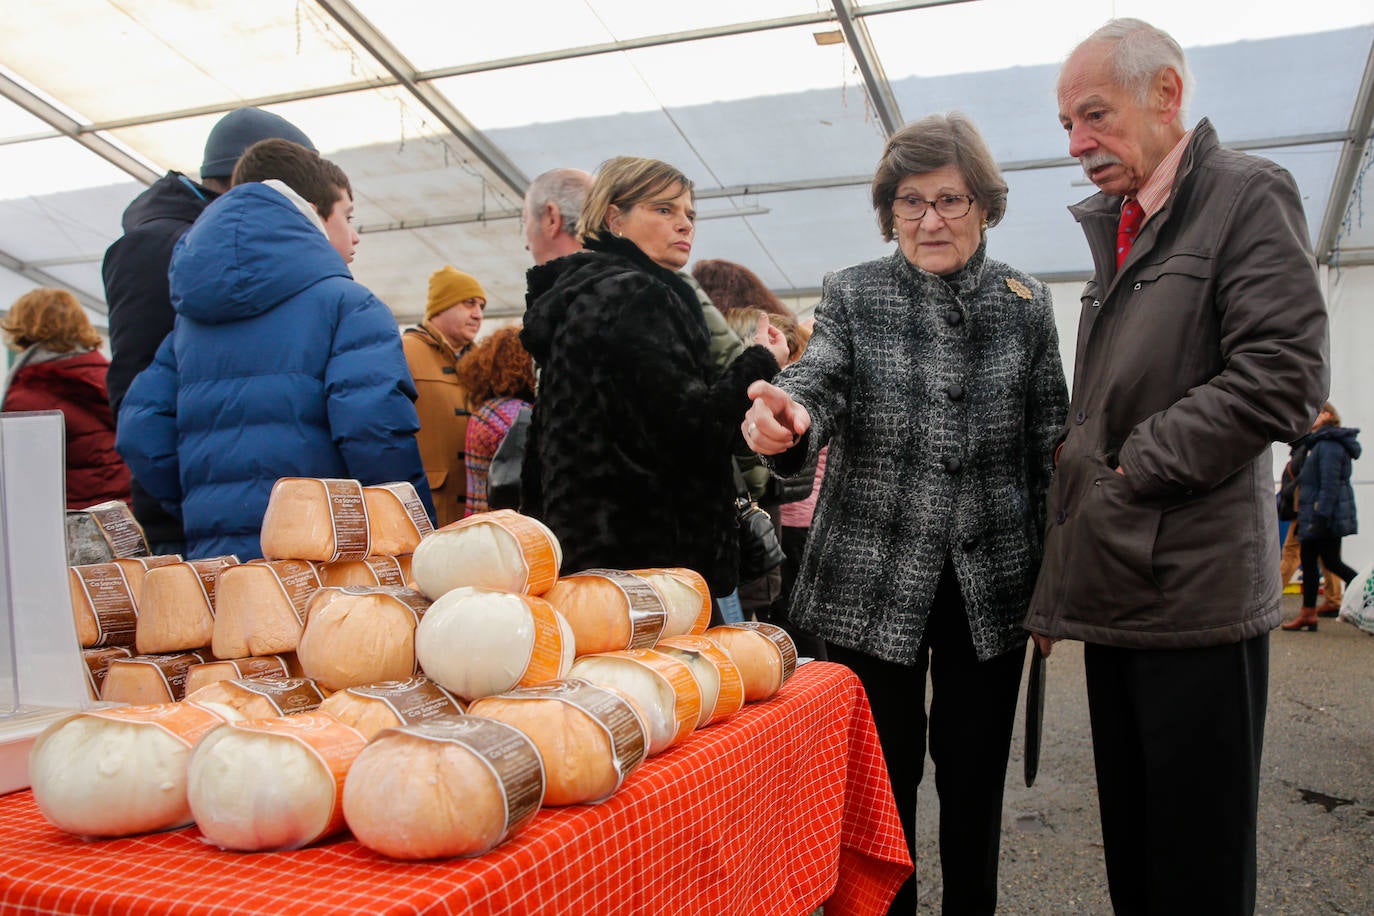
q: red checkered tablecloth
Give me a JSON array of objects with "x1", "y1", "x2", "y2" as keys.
[{"x1": 0, "y1": 661, "x2": 910, "y2": 915}]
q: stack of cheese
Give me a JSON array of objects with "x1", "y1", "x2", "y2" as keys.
[
  {"x1": 201, "y1": 478, "x2": 433, "y2": 698},
  {"x1": 69, "y1": 553, "x2": 181, "y2": 699}
]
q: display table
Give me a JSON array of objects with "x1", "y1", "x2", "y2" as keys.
[{"x1": 0, "y1": 661, "x2": 909, "y2": 916}]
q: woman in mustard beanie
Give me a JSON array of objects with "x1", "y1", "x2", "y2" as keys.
[{"x1": 403, "y1": 265, "x2": 488, "y2": 526}]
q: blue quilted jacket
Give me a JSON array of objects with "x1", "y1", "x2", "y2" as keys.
[
  {"x1": 1297, "y1": 426, "x2": 1361, "y2": 540},
  {"x1": 116, "y1": 182, "x2": 433, "y2": 560}
]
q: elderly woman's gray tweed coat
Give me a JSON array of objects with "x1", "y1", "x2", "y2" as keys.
[{"x1": 770, "y1": 241, "x2": 1068, "y2": 664}]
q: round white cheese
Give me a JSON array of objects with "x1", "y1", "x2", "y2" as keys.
[{"x1": 411, "y1": 510, "x2": 561, "y2": 599}]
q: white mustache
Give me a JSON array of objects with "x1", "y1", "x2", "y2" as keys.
[{"x1": 1079, "y1": 152, "x2": 1123, "y2": 177}]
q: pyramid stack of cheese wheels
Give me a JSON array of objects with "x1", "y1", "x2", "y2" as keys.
[{"x1": 42, "y1": 486, "x2": 803, "y2": 858}]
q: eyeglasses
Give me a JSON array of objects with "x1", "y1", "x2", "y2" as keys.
[{"x1": 891, "y1": 193, "x2": 974, "y2": 221}]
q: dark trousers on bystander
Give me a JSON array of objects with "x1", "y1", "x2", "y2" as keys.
[
  {"x1": 826, "y1": 562, "x2": 1024, "y2": 915},
  {"x1": 1084, "y1": 633, "x2": 1268, "y2": 916}
]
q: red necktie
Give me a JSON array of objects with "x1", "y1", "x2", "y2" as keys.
[{"x1": 1116, "y1": 198, "x2": 1145, "y2": 269}]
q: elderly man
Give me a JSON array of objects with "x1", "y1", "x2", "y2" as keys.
[
  {"x1": 403, "y1": 266, "x2": 486, "y2": 526},
  {"x1": 522, "y1": 168, "x2": 593, "y2": 266},
  {"x1": 1026, "y1": 18, "x2": 1328, "y2": 914}
]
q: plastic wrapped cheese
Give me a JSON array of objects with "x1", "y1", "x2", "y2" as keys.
[
  {"x1": 260, "y1": 478, "x2": 371, "y2": 562},
  {"x1": 101, "y1": 650, "x2": 211, "y2": 704},
  {"x1": 342, "y1": 716, "x2": 544, "y2": 860},
  {"x1": 656, "y1": 635, "x2": 746, "y2": 726},
  {"x1": 30, "y1": 701, "x2": 242, "y2": 837},
  {"x1": 134, "y1": 556, "x2": 240, "y2": 655},
  {"x1": 296, "y1": 587, "x2": 431, "y2": 692},
  {"x1": 82, "y1": 646, "x2": 133, "y2": 700},
  {"x1": 411, "y1": 510, "x2": 561, "y2": 599},
  {"x1": 211, "y1": 560, "x2": 322, "y2": 659},
  {"x1": 318, "y1": 676, "x2": 464, "y2": 740},
  {"x1": 114, "y1": 554, "x2": 182, "y2": 599},
  {"x1": 704, "y1": 623, "x2": 798, "y2": 702},
  {"x1": 69, "y1": 562, "x2": 139, "y2": 648},
  {"x1": 187, "y1": 712, "x2": 367, "y2": 852},
  {"x1": 567, "y1": 650, "x2": 702, "y2": 755},
  {"x1": 543, "y1": 569, "x2": 667, "y2": 657},
  {"x1": 630, "y1": 568, "x2": 711, "y2": 637},
  {"x1": 318, "y1": 555, "x2": 410, "y2": 588},
  {"x1": 185, "y1": 677, "x2": 327, "y2": 719},
  {"x1": 184, "y1": 654, "x2": 301, "y2": 695},
  {"x1": 64, "y1": 500, "x2": 148, "y2": 565},
  {"x1": 415, "y1": 587, "x2": 574, "y2": 702},
  {"x1": 362, "y1": 483, "x2": 434, "y2": 556},
  {"x1": 469, "y1": 678, "x2": 646, "y2": 805}
]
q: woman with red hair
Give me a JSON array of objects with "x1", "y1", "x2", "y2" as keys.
[
  {"x1": 456, "y1": 326, "x2": 536, "y2": 515},
  {"x1": 2, "y1": 287, "x2": 130, "y2": 508}
]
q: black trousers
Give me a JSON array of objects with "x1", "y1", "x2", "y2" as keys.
[
  {"x1": 827, "y1": 566, "x2": 1025, "y2": 915},
  {"x1": 1084, "y1": 633, "x2": 1268, "y2": 916},
  {"x1": 1299, "y1": 536, "x2": 1357, "y2": 606}
]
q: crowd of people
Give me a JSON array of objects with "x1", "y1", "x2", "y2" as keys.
[{"x1": 0, "y1": 15, "x2": 1360, "y2": 916}]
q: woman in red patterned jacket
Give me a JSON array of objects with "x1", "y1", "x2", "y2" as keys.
[
  {"x1": 456, "y1": 326, "x2": 536, "y2": 516},
  {"x1": 2, "y1": 287, "x2": 131, "y2": 509}
]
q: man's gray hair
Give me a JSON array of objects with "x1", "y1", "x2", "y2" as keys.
[
  {"x1": 1083, "y1": 18, "x2": 1194, "y2": 121},
  {"x1": 525, "y1": 168, "x2": 593, "y2": 238}
]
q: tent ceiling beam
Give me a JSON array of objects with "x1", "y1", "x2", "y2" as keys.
[
  {"x1": 310, "y1": 0, "x2": 529, "y2": 196},
  {"x1": 0, "y1": 73, "x2": 159, "y2": 185},
  {"x1": 0, "y1": 248, "x2": 106, "y2": 314},
  {"x1": 831, "y1": 0, "x2": 904, "y2": 136},
  {"x1": 1316, "y1": 35, "x2": 1374, "y2": 263}
]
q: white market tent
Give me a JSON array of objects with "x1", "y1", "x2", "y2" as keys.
[{"x1": 2, "y1": 0, "x2": 1374, "y2": 557}]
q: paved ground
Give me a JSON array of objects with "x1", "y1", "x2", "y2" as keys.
[{"x1": 909, "y1": 594, "x2": 1374, "y2": 914}]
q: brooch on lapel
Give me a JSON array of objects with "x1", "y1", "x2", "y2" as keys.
[{"x1": 1005, "y1": 278, "x2": 1033, "y2": 300}]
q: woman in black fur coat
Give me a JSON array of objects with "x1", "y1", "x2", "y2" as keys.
[{"x1": 519, "y1": 157, "x2": 786, "y2": 597}]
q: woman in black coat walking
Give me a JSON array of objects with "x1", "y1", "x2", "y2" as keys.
[{"x1": 1283, "y1": 401, "x2": 1361, "y2": 631}]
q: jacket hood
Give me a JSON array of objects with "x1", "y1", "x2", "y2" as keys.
[
  {"x1": 1310, "y1": 425, "x2": 1362, "y2": 459},
  {"x1": 169, "y1": 182, "x2": 351, "y2": 325},
  {"x1": 121, "y1": 172, "x2": 215, "y2": 232},
  {"x1": 8, "y1": 349, "x2": 108, "y2": 395}
]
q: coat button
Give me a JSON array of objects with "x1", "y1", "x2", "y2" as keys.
[
  {"x1": 1092, "y1": 299, "x2": 1101, "y2": 308},
  {"x1": 1133, "y1": 282, "x2": 1142, "y2": 291},
  {"x1": 945, "y1": 308, "x2": 963, "y2": 326},
  {"x1": 1075, "y1": 410, "x2": 1086, "y2": 424},
  {"x1": 1056, "y1": 509, "x2": 1068, "y2": 524},
  {"x1": 944, "y1": 457, "x2": 962, "y2": 474},
  {"x1": 946, "y1": 383, "x2": 964, "y2": 401}
]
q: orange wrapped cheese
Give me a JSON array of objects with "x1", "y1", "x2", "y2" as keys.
[
  {"x1": 469, "y1": 678, "x2": 646, "y2": 805},
  {"x1": 318, "y1": 676, "x2": 464, "y2": 740},
  {"x1": 656, "y1": 635, "x2": 746, "y2": 726},
  {"x1": 187, "y1": 712, "x2": 367, "y2": 851},
  {"x1": 101, "y1": 650, "x2": 211, "y2": 704},
  {"x1": 296, "y1": 587, "x2": 432, "y2": 692},
  {"x1": 567, "y1": 649, "x2": 702, "y2": 755},
  {"x1": 705, "y1": 622, "x2": 798, "y2": 701},
  {"x1": 318, "y1": 555, "x2": 410, "y2": 588},
  {"x1": 68, "y1": 562, "x2": 138, "y2": 648},
  {"x1": 411, "y1": 510, "x2": 561, "y2": 599},
  {"x1": 184, "y1": 654, "x2": 301, "y2": 695},
  {"x1": 362, "y1": 482, "x2": 434, "y2": 556},
  {"x1": 342, "y1": 716, "x2": 544, "y2": 859},
  {"x1": 544, "y1": 569, "x2": 667, "y2": 657},
  {"x1": 134, "y1": 556, "x2": 240, "y2": 654},
  {"x1": 260, "y1": 478, "x2": 371, "y2": 562},
  {"x1": 414, "y1": 587, "x2": 574, "y2": 702},
  {"x1": 82, "y1": 646, "x2": 133, "y2": 701},
  {"x1": 631, "y1": 568, "x2": 711, "y2": 637},
  {"x1": 185, "y1": 677, "x2": 327, "y2": 719},
  {"x1": 211, "y1": 560, "x2": 321, "y2": 659}
]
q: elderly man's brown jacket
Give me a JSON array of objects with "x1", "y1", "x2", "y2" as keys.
[
  {"x1": 402, "y1": 321, "x2": 472, "y2": 527},
  {"x1": 1026, "y1": 120, "x2": 1329, "y2": 649}
]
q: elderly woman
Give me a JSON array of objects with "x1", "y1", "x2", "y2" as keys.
[
  {"x1": 744, "y1": 113, "x2": 1068, "y2": 914},
  {"x1": 520, "y1": 156, "x2": 787, "y2": 598},
  {"x1": 2, "y1": 287, "x2": 130, "y2": 509}
]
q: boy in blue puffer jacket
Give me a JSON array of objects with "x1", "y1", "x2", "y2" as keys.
[{"x1": 117, "y1": 139, "x2": 434, "y2": 560}]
